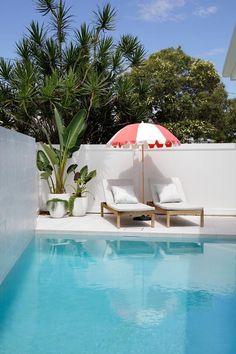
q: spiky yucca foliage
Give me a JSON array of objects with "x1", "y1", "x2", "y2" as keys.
[{"x1": 0, "y1": 0, "x2": 146, "y2": 143}]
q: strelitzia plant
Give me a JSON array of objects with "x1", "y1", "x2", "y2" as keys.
[
  {"x1": 68, "y1": 165, "x2": 96, "y2": 215},
  {"x1": 37, "y1": 107, "x2": 86, "y2": 194}
]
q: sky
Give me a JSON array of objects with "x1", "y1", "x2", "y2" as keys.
[{"x1": 0, "y1": 0, "x2": 235, "y2": 97}]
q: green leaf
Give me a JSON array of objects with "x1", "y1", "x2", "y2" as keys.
[
  {"x1": 80, "y1": 165, "x2": 88, "y2": 178},
  {"x1": 63, "y1": 109, "x2": 86, "y2": 151},
  {"x1": 37, "y1": 150, "x2": 51, "y2": 171},
  {"x1": 66, "y1": 163, "x2": 77, "y2": 174},
  {"x1": 41, "y1": 143, "x2": 59, "y2": 166},
  {"x1": 85, "y1": 169, "x2": 96, "y2": 183},
  {"x1": 54, "y1": 107, "x2": 65, "y2": 148}
]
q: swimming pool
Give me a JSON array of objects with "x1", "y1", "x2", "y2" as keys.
[{"x1": 0, "y1": 237, "x2": 236, "y2": 354}]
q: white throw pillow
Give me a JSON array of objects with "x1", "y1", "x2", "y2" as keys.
[
  {"x1": 155, "y1": 183, "x2": 182, "y2": 203},
  {"x1": 111, "y1": 185, "x2": 138, "y2": 204}
]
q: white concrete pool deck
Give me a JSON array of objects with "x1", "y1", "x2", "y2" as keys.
[{"x1": 36, "y1": 214, "x2": 236, "y2": 242}]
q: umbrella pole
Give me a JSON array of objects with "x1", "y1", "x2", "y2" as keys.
[
  {"x1": 141, "y1": 144, "x2": 145, "y2": 203},
  {"x1": 134, "y1": 144, "x2": 151, "y2": 221}
]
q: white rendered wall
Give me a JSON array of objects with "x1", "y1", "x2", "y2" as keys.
[
  {"x1": 0, "y1": 127, "x2": 37, "y2": 284},
  {"x1": 68, "y1": 143, "x2": 236, "y2": 216}
]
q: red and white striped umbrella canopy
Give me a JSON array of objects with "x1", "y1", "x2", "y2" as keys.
[{"x1": 107, "y1": 122, "x2": 180, "y2": 147}]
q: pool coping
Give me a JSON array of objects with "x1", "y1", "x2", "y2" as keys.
[
  {"x1": 36, "y1": 229, "x2": 236, "y2": 243},
  {"x1": 36, "y1": 214, "x2": 236, "y2": 242}
]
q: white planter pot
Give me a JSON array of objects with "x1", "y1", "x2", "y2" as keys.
[
  {"x1": 72, "y1": 196, "x2": 88, "y2": 216},
  {"x1": 47, "y1": 193, "x2": 70, "y2": 218}
]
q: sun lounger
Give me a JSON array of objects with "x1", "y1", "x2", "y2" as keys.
[
  {"x1": 101, "y1": 179, "x2": 155, "y2": 228},
  {"x1": 148, "y1": 177, "x2": 204, "y2": 227}
]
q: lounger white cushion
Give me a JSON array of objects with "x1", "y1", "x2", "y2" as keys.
[
  {"x1": 107, "y1": 202, "x2": 155, "y2": 212},
  {"x1": 150, "y1": 177, "x2": 186, "y2": 204},
  {"x1": 154, "y1": 202, "x2": 203, "y2": 211},
  {"x1": 111, "y1": 185, "x2": 138, "y2": 204},
  {"x1": 154, "y1": 183, "x2": 182, "y2": 203}
]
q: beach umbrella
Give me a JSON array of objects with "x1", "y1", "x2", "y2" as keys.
[{"x1": 107, "y1": 122, "x2": 180, "y2": 203}]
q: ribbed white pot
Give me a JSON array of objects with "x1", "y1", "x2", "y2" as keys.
[
  {"x1": 47, "y1": 193, "x2": 70, "y2": 218},
  {"x1": 72, "y1": 196, "x2": 88, "y2": 216}
]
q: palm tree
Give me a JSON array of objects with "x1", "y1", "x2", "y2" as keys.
[{"x1": 0, "y1": 0, "x2": 146, "y2": 143}]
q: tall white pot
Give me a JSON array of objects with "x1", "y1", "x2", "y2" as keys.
[
  {"x1": 47, "y1": 193, "x2": 70, "y2": 218},
  {"x1": 72, "y1": 196, "x2": 88, "y2": 216}
]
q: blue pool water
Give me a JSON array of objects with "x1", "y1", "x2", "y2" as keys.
[{"x1": 0, "y1": 238, "x2": 236, "y2": 354}]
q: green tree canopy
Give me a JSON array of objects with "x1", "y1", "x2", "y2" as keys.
[
  {"x1": 129, "y1": 47, "x2": 231, "y2": 141},
  {"x1": 223, "y1": 98, "x2": 236, "y2": 142},
  {"x1": 164, "y1": 119, "x2": 219, "y2": 143}
]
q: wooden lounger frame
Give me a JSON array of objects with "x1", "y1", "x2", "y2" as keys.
[
  {"x1": 101, "y1": 202, "x2": 155, "y2": 229},
  {"x1": 147, "y1": 201, "x2": 204, "y2": 228}
]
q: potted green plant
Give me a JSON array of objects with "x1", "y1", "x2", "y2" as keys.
[
  {"x1": 37, "y1": 107, "x2": 86, "y2": 218},
  {"x1": 69, "y1": 165, "x2": 96, "y2": 216}
]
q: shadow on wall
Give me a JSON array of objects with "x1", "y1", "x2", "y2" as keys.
[{"x1": 119, "y1": 153, "x2": 171, "y2": 203}]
